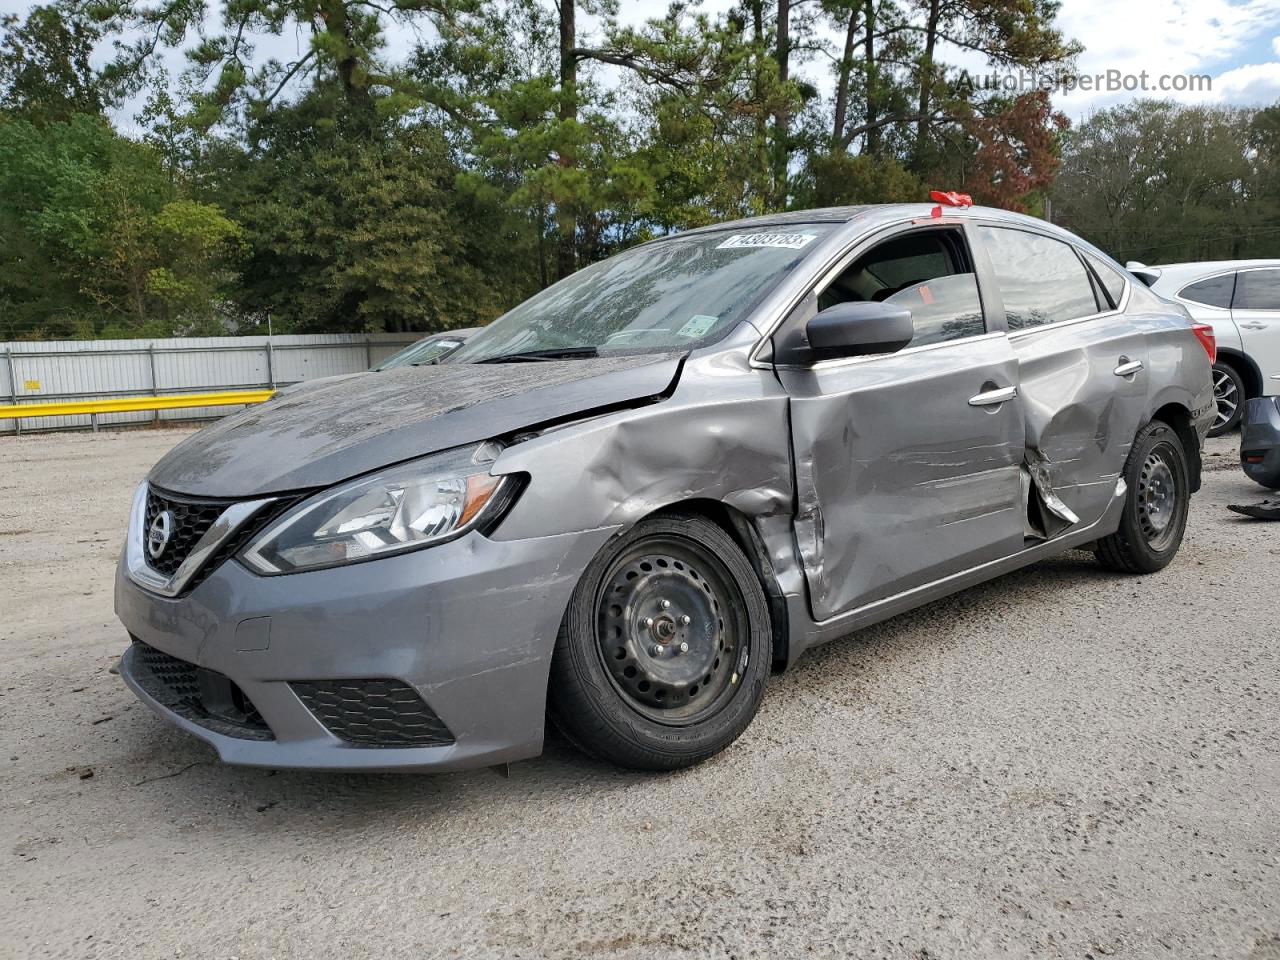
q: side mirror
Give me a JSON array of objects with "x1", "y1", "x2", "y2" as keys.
[{"x1": 804, "y1": 301, "x2": 914, "y2": 360}]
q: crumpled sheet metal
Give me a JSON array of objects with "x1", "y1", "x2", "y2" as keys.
[
  {"x1": 1013, "y1": 313, "x2": 1163, "y2": 532},
  {"x1": 1023, "y1": 455, "x2": 1080, "y2": 539},
  {"x1": 492, "y1": 349, "x2": 796, "y2": 542},
  {"x1": 780, "y1": 335, "x2": 1026, "y2": 622},
  {"x1": 148, "y1": 354, "x2": 682, "y2": 498}
]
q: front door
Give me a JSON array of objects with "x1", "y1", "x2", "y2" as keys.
[{"x1": 774, "y1": 223, "x2": 1026, "y2": 622}]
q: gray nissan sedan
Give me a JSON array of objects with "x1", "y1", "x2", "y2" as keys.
[{"x1": 115, "y1": 202, "x2": 1216, "y2": 772}]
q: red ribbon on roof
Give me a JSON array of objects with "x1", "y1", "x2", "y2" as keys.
[{"x1": 929, "y1": 190, "x2": 973, "y2": 211}]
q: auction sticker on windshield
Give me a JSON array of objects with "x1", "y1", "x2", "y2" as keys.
[
  {"x1": 717, "y1": 234, "x2": 817, "y2": 250},
  {"x1": 678, "y1": 314, "x2": 720, "y2": 338}
]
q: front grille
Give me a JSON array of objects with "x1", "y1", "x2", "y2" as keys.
[
  {"x1": 291, "y1": 680, "x2": 455, "y2": 747},
  {"x1": 128, "y1": 640, "x2": 274, "y2": 741},
  {"x1": 143, "y1": 487, "x2": 300, "y2": 594},
  {"x1": 144, "y1": 488, "x2": 227, "y2": 576}
]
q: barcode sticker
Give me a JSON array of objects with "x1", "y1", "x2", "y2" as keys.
[{"x1": 717, "y1": 233, "x2": 817, "y2": 251}]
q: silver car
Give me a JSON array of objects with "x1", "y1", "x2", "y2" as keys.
[
  {"x1": 115, "y1": 203, "x2": 1216, "y2": 772},
  {"x1": 1129, "y1": 260, "x2": 1280, "y2": 435}
]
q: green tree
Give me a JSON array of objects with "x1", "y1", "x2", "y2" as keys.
[
  {"x1": 1052, "y1": 100, "x2": 1269, "y2": 263},
  {"x1": 209, "y1": 95, "x2": 503, "y2": 333},
  {"x1": 0, "y1": 114, "x2": 245, "y2": 337},
  {"x1": 98, "y1": 0, "x2": 476, "y2": 127},
  {"x1": 0, "y1": 1, "x2": 105, "y2": 126}
]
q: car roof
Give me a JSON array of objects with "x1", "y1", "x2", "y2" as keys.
[
  {"x1": 1149, "y1": 259, "x2": 1280, "y2": 271},
  {"x1": 669, "y1": 203, "x2": 1111, "y2": 256},
  {"x1": 1145, "y1": 260, "x2": 1280, "y2": 287}
]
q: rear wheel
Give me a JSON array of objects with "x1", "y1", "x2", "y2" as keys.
[
  {"x1": 547, "y1": 513, "x2": 771, "y2": 770},
  {"x1": 1208, "y1": 361, "x2": 1245, "y2": 436},
  {"x1": 1095, "y1": 420, "x2": 1191, "y2": 574}
]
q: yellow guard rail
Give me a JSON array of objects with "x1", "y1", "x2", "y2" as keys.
[{"x1": 0, "y1": 389, "x2": 275, "y2": 430}]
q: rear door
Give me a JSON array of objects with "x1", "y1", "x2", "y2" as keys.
[
  {"x1": 775, "y1": 221, "x2": 1026, "y2": 622},
  {"x1": 974, "y1": 224, "x2": 1149, "y2": 527},
  {"x1": 1232, "y1": 267, "x2": 1280, "y2": 395}
]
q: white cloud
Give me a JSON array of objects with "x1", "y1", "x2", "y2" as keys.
[
  {"x1": 1054, "y1": 0, "x2": 1280, "y2": 116},
  {"x1": 1211, "y1": 60, "x2": 1280, "y2": 105}
]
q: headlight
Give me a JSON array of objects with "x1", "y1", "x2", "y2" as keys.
[{"x1": 240, "y1": 444, "x2": 519, "y2": 575}]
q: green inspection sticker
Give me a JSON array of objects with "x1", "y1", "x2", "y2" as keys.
[{"x1": 677, "y1": 314, "x2": 719, "y2": 338}]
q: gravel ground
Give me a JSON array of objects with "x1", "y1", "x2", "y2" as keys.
[{"x1": 1, "y1": 427, "x2": 1278, "y2": 960}]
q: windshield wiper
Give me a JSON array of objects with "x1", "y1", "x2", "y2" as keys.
[{"x1": 474, "y1": 347, "x2": 599, "y2": 363}]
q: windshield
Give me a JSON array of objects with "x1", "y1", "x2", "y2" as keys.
[
  {"x1": 376, "y1": 335, "x2": 467, "y2": 371},
  {"x1": 449, "y1": 225, "x2": 834, "y2": 362}
]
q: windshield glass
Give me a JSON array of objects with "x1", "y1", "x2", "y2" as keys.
[{"x1": 449, "y1": 225, "x2": 834, "y2": 362}]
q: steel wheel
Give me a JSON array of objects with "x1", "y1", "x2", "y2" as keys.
[
  {"x1": 1095, "y1": 420, "x2": 1190, "y2": 574},
  {"x1": 1213, "y1": 368, "x2": 1239, "y2": 431},
  {"x1": 1136, "y1": 447, "x2": 1181, "y2": 551},
  {"x1": 595, "y1": 536, "x2": 748, "y2": 726},
  {"x1": 548, "y1": 513, "x2": 772, "y2": 770}
]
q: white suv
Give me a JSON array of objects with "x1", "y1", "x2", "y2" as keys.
[{"x1": 1130, "y1": 261, "x2": 1280, "y2": 435}]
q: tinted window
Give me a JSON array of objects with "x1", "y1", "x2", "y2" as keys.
[
  {"x1": 1179, "y1": 274, "x2": 1235, "y2": 308},
  {"x1": 1083, "y1": 251, "x2": 1127, "y2": 308},
  {"x1": 885, "y1": 274, "x2": 985, "y2": 346},
  {"x1": 978, "y1": 226, "x2": 1099, "y2": 329},
  {"x1": 817, "y1": 228, "x2": 984, "y2": 346},
  {"x1": 1234, "y1": 269, "x2": 1280, "y2": 310}
]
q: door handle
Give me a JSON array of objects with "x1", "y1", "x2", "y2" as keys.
[
  {"x1": 968, "y1": 384, "x2": 1018, "y2": 406},
  {"x1": 1114, "y1": 358, "x2": 1144, "y2": 377},
  {"x1": 1239, "y1": 321, "x2": 1267, "y2": 330}
]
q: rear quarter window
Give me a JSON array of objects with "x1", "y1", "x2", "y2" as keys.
[{"x1": 1082, "y1": 251, "x2": 1128, "y2": 308}]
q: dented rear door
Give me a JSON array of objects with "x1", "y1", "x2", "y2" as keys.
[{"x1": 975, "y1": 224, "x2": 1148, "y2": 528}]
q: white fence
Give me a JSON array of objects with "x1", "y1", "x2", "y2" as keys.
[{"x1": 1, "y1": 334, "x2": 419, "y2": 434}]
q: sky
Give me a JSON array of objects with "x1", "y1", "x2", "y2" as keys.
[{"x1": 3, "y1": 0, "x2": 1280, "y2": 125}]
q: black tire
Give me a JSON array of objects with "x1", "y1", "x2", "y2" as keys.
[
  {"x1": 547, "y1": 513, "x2": 771, "y2": 771},
  {"x1": 1208, "y1": 361, "x2": 1245, "y2": 437},
  {"x1": 1095, "y1": 420, "x2": 1191, "y2": 574}
]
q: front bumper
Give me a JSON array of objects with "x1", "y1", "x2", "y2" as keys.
[
  {"x1": 115, "y1": 525, "x2": 617, "y2": 772},
  {"x1": 1241, "y1": 396, "x2": 1280, "y2": 491}
]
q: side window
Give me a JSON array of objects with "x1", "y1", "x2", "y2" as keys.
[
  {"x1": 884, "y1": 275, "x2": 984, "y2": 347},
  {"x1": 1179, "y1": 274, "x2": 1236, "y2": 308},
  {"x1": 978, "y1": 226, "x2": 1100, "y2": 330},
  {"x1": 1234, "y1": 269, "x2": 1280, "y2": 310},
  {"x1": 1082, "y1": 251, "x2": 1128, "y2": 309},
  {"x1": 817, "y1": 228, "x2": 985, "y2": 347}
]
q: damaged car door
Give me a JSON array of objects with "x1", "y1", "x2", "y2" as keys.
[
  {"x1": 975, "y1": 225, "x2": 1150, "y2": 533},
  {"x1": 771, "y1": 221, "x2": 1026, "y2": 621}
]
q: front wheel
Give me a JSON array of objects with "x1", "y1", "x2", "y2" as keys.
[
  {"x1": 1095, "y1": 420, "x2": 1191, "y2": 574},
  {"x1": 547, "y1": 513, "x2": 771, "y2": 770}
]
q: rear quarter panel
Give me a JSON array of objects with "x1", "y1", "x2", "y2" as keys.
[{"x1": 1129, "y1": 286, "x2": 1216, "y2": 441}]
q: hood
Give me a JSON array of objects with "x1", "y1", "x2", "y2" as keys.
[
  {"x1": 269, "y1": 371, "x2": 364, "y2": 399},
  {"x1": 149, "y1": 355, "x2": 683, "y2": 498}
]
